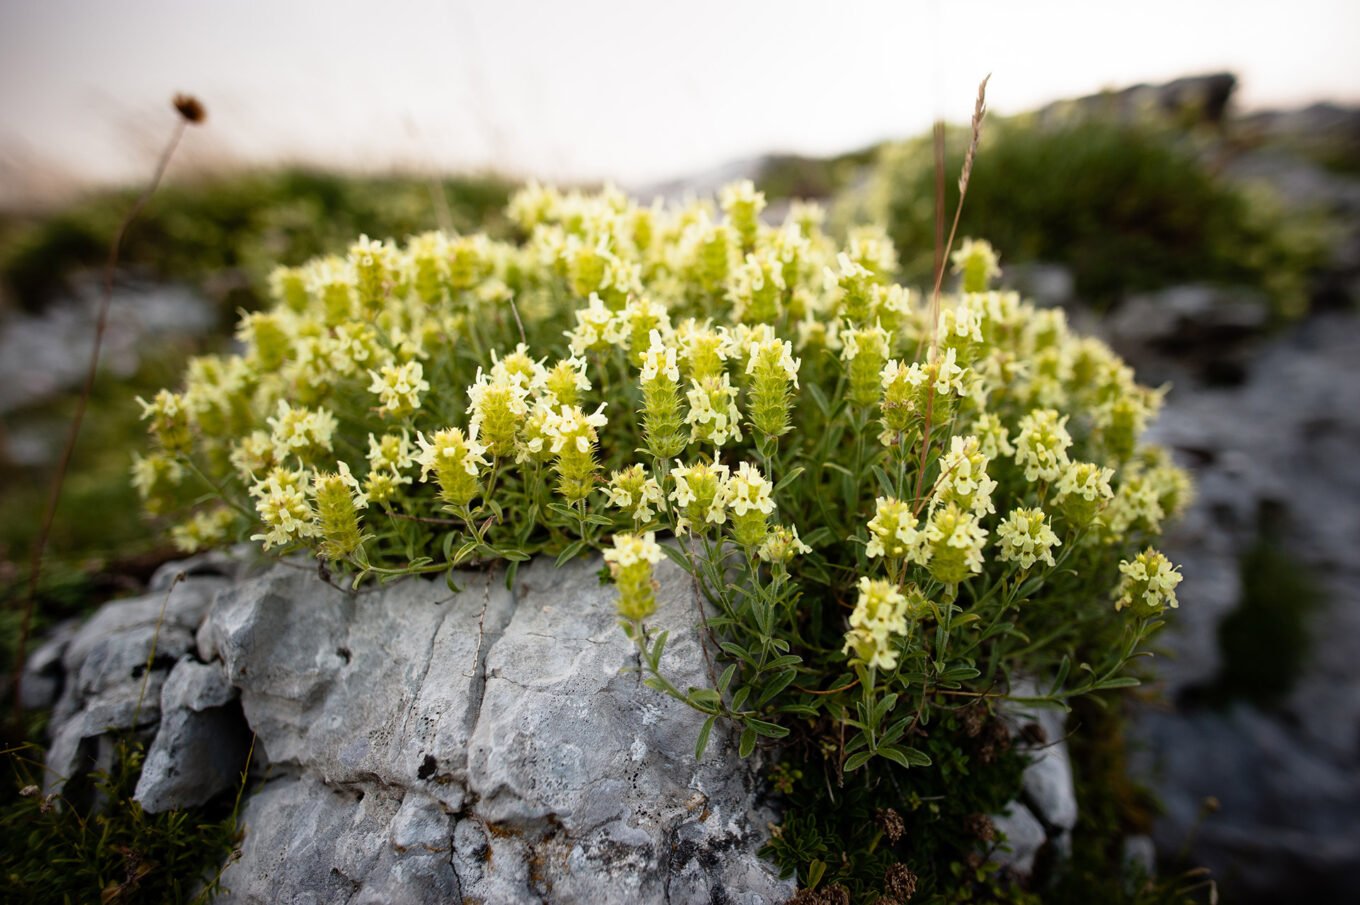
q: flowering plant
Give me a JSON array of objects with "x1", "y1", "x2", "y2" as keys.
[{"x1": 136, "y1": 179, "x2": 1188, "y2": 899}]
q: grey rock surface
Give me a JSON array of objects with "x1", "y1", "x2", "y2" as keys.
[
  {"x1": 35, "y1": 550, "x2": 791, "y2": 904},
  {"x1": 41, "y1": 577, "x2": 228, "y2": 797},
  {"x1": 134, "y1": 656, "x2": 249, "y2": 813},
  {"x1": 1130, "y1": 311, "x2": 1360, "y2": 901},
  {"x1": 208, "y1": 554, "x2": 789, "y2": 904},
  {"x1": 0, "y1": 281, "x2": 217, "y2": 418},
  {"x1": 18, "y1": 618, "x2": 79, "y2": 710},
  {"x1": 994, "y1": 678, "x2": 1079, "y2": 872},
  {"x1": 990, "y1": 803, "x2": 1047, "y2": 877}
]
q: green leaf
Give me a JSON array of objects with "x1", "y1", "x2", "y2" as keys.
[
  {"x1": 870, "y1": 464, "x2": 896, "y2": 498},
  {"x1": 650, "y1": 630, "x2": 669, "y2": 670},
  {"x1": 773, "y1": 465, "x2": 806, "y2": 494},
  {"x1": 873, "y1": 692, "x2": 900, "y2": 725},
  {"x1": 877, "y1": 746, "x2": 915, "y2": 769},
  {"x1": 801, "y1": 526, "x2": 835, "y2": 548},
  {"x1": 806, "y1": 382, "x2": 833, "y2": 418},
  {"x1": 1093, "y1": 676, "x2": 1141, "y2": 690},
  {"x1": 757, "y1": 669, "x2": 797, "y2": 706},
  {"x1": 901, "y1": 747, "x2": 932, "y2": 767},
  {"x1": 731, "y1": 685, "x2": 752, "y2": 712},
  {"x1": 554, "y1": 540, "x2": 586, "y2": 567},
  {"x1": 719, "y1": 641, "x2": 752, "y2": 662},
  {"x1": 717, "y1": 664, "x2": 738, "y2": 694},
  {"x1": 806, "y1": 860, "x2": 827, "y2": 890},
  {"x1": 745, "y1": 718, "x2": 789, "y2": 739},
  {"x1": 660, "y1": 544, "x2": 695, "y2": 574},
  {"x1": 843, "y1": 750, "x2": 874, "y2": 772},
  {"x1": 687, "y1": 688, "x2": 721, "y2": 708},
  {"x1": 738, "y1": 727, "x2": 757, "y2": 758},
  {"x1": 695, "y1": 715, "x2": 716, "y2": 760},
  {"x1": 776, "y1": 703, "x2": 819, "y2": 718},
  {"x1": 1049, "y1": 655, "x2": 1072, "y2": 695},
  {"x1": 939, "y1": 665, "x2": 981, "y2": 684}
]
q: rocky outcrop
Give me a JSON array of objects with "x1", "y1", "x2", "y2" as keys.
[
  {"x1": 1130, "y1": 312, "x2": 1360, "y2": 902},
  {"x1": 31, "y1": 552, "x2": 792, "y2": 904}
]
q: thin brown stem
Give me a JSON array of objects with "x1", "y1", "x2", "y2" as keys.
[{"x1": 11, "y1": 107, "x2": 195, "y2": 724}]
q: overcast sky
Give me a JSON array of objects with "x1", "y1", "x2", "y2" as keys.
[{"x1": 1, "y1": 0, "x2": 1357, "y2": 202}]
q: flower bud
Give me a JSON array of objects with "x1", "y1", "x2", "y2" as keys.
[
  {"x1": 605, "y1": 531, "x2": 665, "y2": 622},
  {"x1": 923, "y1": 503, "x2": 988, "y2": 585},
  {"x1": 719, "y1": 179, "x2": 766, "y2": 251},
  {"x1": 745, "y1": 335, "x2": 800, "y2": 441},
  {"x1": 669, "y1": 461, "x2": 730, "y2": 535},
  {"x1": 1115, "y1": 548, "x2": 1182, "y2": 615},
  {"x1": 726, "y1": 462, "x2": 775, "y2": 548},
  {"x1": 951, "y1": 238, "x2": 1001, "y2": 293},
  {"x1": 137, "y1": 389, "x2": 193, "y2": 455},
  {"x1": 314, "y1": 463, "x2": 367, "y2": 559},
  {"x1": 416, "y1": 427, "x2": 489, "y2": 509},
  {"x1": 995, "y1": 507, "x2": 1061, "y2": 569}
]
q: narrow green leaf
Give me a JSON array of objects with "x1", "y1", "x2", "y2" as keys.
[
  {"x1": 902, "y1": 747, "x2": 932, "y2": 767},
  {"x1": 870, "y1": 464, "x2": 896, "y2": 498},
  {"x1": 773, "y1": 465, "x2": 806, "y2": 494},
  {"x1": 660, "y1": 543, "x2": 695, "y2": 574},
  {"x1": 688, "y1": 687, "x2": 721, "y2": 705},
  {"x1": 695, "y1": 715, "x2": 716, "y2": 760},
  {"x1": 757, "y1": 669, "x2": 798, "y2": 706},
  {"x1": 554, "y1": 540, "x2": 586, "y2": 567},
  {"x1": 745, "y1": 718, "x2": 790, "y2": 739},
  {"x1": 1049, "y1": 655, "x2": 1072, "y2": 695},
  {"x1": 806, "y1": 382, "x2": 832, "y2": 418},
  {"x1": 1093, "y1": 676, "x2": 1141, "y2": 690},
  {"x1": 776, "y1": 704, "x2": 819, "y2": 718},
  {"x1": 738, "y1": 727, "x2": 757, "y2": 758},
  {"x1": 843, "y1": 750, "x2": 874, "y2": 772},
  {"x1": 650, "y1": 630, "x2": 669, "y2": 669},
  {"x1": 717, "y1": 664, "x2": 738, "y2": 694},
  {"x1": 877, "y1": 746, "x2": 914, "y2": 769}
]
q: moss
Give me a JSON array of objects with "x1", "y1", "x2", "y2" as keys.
[
  {"x1": 0, "y1": 737, "x2": 243, "y2": 904},
  {"x1": 1193, "y1": 525, "x2": 1324, "y2": 708},
  {"x1": 845, "y1": 116, "x2": 1331, "y2": 317}
]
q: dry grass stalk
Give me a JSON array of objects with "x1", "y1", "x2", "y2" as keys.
[{"x1": 9, "y1": 95, "x2": 204, "y2": 724}]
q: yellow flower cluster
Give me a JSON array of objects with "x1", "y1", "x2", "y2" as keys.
[{"x1": 133, "y1": 177, "x2": 1187, "y2": 662}]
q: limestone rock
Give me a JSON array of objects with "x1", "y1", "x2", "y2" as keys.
[
  {"x1": 1131, "y1": 312, "x2": 1360, "y2": 901},
  {"x1": 134, "y1": 656, "x2": 249, "y2": 813},
  {"x1": 990, "y1": 803, "x2": 1047, "y2": 876},
  {"x1": 202, "y1": 554, "x2": 790, "y2": 904},
  {"x1": 42, "y1": 578, "x2": 226, "y2": 797}
]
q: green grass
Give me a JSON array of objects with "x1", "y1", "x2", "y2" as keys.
[
  {"x1": 0, "y1": 737, "x2": 244, "y2": 904},
  {"x1": 841, "y1": 116, "x2": 1332, "y2": 316},
  {"x1": 0, "y1": 168, "x2": 514, "y2": 315}
]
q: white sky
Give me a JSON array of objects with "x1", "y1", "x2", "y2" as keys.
[{"x1": 1, "y1": 0, "x2": 1357, "y2": 201}]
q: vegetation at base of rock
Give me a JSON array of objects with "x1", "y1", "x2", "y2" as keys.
[
  {"x1": 125, "y1": 171, "x2": 1197, "y2": 899},
  {"x1": 0, "y1": 737, "x2": 241, "y2": 903},
  {"x1": 834, "y1": 116, "x2": 1331, "y2": 317}
]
